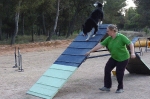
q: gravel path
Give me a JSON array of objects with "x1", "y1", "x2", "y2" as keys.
[{"x1": 0, "y1": 41, "x2": 150, "y2": 99}]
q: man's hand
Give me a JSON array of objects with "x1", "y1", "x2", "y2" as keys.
[{"x1": 130, "y1": 54, "x2": 136, "y2": 59}]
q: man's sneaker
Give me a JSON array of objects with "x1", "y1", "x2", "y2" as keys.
[
  {"x1": 99, "y1": 87, "x2": 110, "y2": 91},
  {"x1": 115, "y1": 89, "x2": 124, "y2": 93}
]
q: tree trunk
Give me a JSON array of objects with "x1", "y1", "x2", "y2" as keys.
[
  {"x1": 22, "y1": 13, "x2": 25, "y2": 35},
  {"x1": 67, "y1": 10, "x2": 78, "y2": 38},
  {"x1": 31, "y1": 24, "x2": 34, "y2": 42},
  {"x1": 42, "y1": 13, "x2": 46, "y2": 35},
  {"x1": 46, "y1": 0, "x2": 60, "y2": 41},
  {"x1": 11, "y1": 1, "x2": 21, "y2": 45},
  {"x1": 54, "y1": 0, "x2": 60, "y2": 34},
  {"x1": 0, "y1": 17, "x2": 2, "y2": 40}
]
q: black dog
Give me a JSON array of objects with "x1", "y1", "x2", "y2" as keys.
[{"x1": 82, "y1": 2, "x2": 104, "y2": 41}]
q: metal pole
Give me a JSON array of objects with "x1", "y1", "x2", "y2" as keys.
[
  {"x1": 13, "y1": 47, "x2": 17, "y2": 68},
  {"x1": 18, "y1": 47, "x2": 24, "y2": 72}
]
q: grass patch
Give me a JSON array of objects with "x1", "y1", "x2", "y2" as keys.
[{"x1": 0, "y1": 33, "x2": 78, "y2": 45}]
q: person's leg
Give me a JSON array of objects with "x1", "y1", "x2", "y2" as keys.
[
  {"x1": 92, "y1": 23, "x2": 98, "y2": 37},
  {"x1": 116, "y1": 59, "x2": 129, "y2": 90},
  {"x1": 104, "y1": 57, "x2": 116, "y2": 88},
  {"x1": 86, "y1": 32, "x2": 92, "y2": 41}
]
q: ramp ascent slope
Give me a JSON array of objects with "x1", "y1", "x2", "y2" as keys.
[{"x1": 26, "y1": 24, "x2": 109, "y2": 99}]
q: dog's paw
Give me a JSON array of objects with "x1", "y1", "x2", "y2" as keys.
[
  {"x1": 85, "y1": 38, "x2": 89, "y2": 41},
  {"x1": 92, "y1": 34, "x2": 96, "y2": 37},
  {"x1": 82, "y1": 34, "x2": 86, "y2": 36}
]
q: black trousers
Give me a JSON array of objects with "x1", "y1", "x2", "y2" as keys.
[{"x1": 104, "y1": 57, "x2": 129, "y2": 89}]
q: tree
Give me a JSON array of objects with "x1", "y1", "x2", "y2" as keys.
[
  {"x1": 0, "y1": 2, "x2": 2, "y2": 40},
  {"x1": 103, "y1": 0, "x2": 126, "y2": 24},
  {"x1": 66, "y1": 0, "x2": 96, "y2": 37},
  {"x1": 46, "y1": 0, "x2": 60, "y2": 41},
  {"x1": 133, "y1": 0, "x2": 150, "y2": 28},
  {"x1": 124, "y1": 8, "x2": 140, "y2": 30},
  {"x1": 11, "y1": 0, "x2": 22, "y2": 45}
]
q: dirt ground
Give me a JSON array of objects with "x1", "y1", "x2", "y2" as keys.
[{"x1": 0, "y1": 39, "x2": 150, "y2": 99}]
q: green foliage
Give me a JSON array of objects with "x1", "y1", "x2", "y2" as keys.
[
  {"x1": 133, "y1": 0, "x2": 150, "y2": 28},
  {"x1": 144, "y1": 26, "x2": 150, "y2": 35},
  {"x1": 0, "y1": 33, "x2": 77, "y2": 45},
  {"x1": 103, "y1": 0, "x2": 126, "y2": 24},
  {"x1": 1, "y1": 0, "x2": 147, "y2": 45}
]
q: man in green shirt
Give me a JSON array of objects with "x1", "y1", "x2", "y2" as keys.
[{"x1": 85, "y1": 24, "x2": 136, "y2": 93}]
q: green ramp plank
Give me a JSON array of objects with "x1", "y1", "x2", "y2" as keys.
[
  {"x1": 27, "y1": 83, "x2": 57, "y2": 99},
  {"x1": 27, "y1": 64, "x2": 77, "y2": 99}
]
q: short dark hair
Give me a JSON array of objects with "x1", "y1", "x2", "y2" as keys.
[{"x1": 108, "y1": 24, "x2": 118, "y2": 32}]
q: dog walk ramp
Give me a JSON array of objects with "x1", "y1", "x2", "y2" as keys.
[
  {"x1": 26, "y1": 24, "x2": 110, "y2": 99},
  {"x1": 126, "y1": 37, "x2": 150, "y2": 75}
]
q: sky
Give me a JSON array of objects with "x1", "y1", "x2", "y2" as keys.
[{"x1": 125, "y1": 0, "x2": 136, "y2": 9}]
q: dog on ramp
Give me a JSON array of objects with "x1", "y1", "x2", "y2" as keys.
[{"x1": 82, "y1": 1, "x2": 104, "y2": 41}]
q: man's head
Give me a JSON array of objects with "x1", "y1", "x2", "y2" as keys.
[
  {"x1": 93, "y1": 1, "x2": 103, "y2": 7},
  {"x1": 107, "y1": 24, "x2": 118, "y2": 36}
]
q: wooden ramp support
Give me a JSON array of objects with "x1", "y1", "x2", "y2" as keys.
[{"x1": 26, "y1": 24, "x2": 110, "y2": 99}]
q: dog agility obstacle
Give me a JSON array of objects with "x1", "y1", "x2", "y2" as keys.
[
  {"x1": 13, "y1": 47, "x2": 23, "y2": 72},
  {"x1": 27, "y1": 24, "x2": 150, "y2": 99}
]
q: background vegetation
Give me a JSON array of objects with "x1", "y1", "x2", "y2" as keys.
[{"x1": 0, "y1": 0, "x2": 149, "y2": 45}]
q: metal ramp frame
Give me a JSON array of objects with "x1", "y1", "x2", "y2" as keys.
[{"x1": 26, "y1": 24, "x2": 110, "y2": 99}]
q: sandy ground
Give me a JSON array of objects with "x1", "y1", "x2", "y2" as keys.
[{"x1": 0, "y1": 40, "x2": 150, "y2": 99}]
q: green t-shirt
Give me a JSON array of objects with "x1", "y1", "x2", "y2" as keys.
[{"x1": 101, "y1": 33, "x2": 131, "y2": 62}]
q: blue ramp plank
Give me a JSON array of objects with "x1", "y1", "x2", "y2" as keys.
[
  {"x1": 50, "y1": 64, "x2": 78, "y2": 71},
  {"x1": 56, "y1": 55, "x2": 86, "y2": 64},
  {"x1": 54, "y1": 61, "x2": 80, "y2": 67},
  {"x1": 73, "y1": 29, "x2": 107, "y2": 42},
  {"x1": 97, "y1": 29, "x2": 107, "y2": 34},
  {"x1": 99, "y1": 24, "x2": 110, "y2": 29},
  {"x1": 74, "y1": 34, "x2": 106, "y2": 42},
  {"x1": 69, "y1": 42, "x2": 98, "y2": 48},
  {"x1": 62, "y1": 48, "x2": 90, "y2": 55},
  {"x1": 132, "y1": 37, "x2": 139, "y2": 44}
]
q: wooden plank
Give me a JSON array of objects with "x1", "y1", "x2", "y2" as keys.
[
  {"x1": 53, "y1": 61, "x2": 80, "y2": 67},
  {"x1": 27, "y1": 91, "x2": 51, "y2": 99},
  {"x1": 74, "y1": 34, "x2": 106, "y2": 41},
  {"x1": 50, "y1": 64, "x2": 77, "y2": 71},
  {"x1": 56, "y1": 55, "x2": 85, "y2": 64},
  {"x1": 27, "y1": 83, "x2": 58, "y2": 98},
  {"x1": 43, "y1": 68, "x2": 75, "y2": 79},
  {"x1": 62, "y1": 48, "x2": 90, "y2": 55},
  {"x1": 37, "y1": 76, "x2": 66, "y2": 88},
  {"x1": 69, "y1": 41, "x2": 98, "y2": 48}
]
